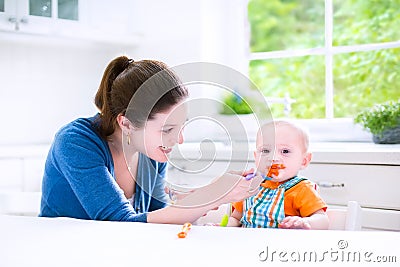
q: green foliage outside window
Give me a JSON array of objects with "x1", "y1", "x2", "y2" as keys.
[
  {"x1": 220, "y1": 92, "x2": 253, "y2": 115},
  {"x1": 248, "y1": 0, "x2": 400, "y2": 119}
]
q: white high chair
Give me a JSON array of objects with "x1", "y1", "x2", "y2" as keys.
[{"x1": 326, "y1": 201, "x2": 362, "y2": 230}]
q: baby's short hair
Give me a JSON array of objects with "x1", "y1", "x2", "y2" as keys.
[{"x1": 258, "y1": 119, "x2": 310, "y2": 152}]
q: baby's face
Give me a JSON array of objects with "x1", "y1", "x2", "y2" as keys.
[{"x1": 254, "y1": 124, "x2": 311, "y2": 182}]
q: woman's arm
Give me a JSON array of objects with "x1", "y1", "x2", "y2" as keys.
[{"x1": 147, "y1": 172, "x2": 263, "y2": 224}]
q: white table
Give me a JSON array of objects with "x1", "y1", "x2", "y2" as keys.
[{"x1": 0, "y1": 215, "x2": 398, "y2": 267}]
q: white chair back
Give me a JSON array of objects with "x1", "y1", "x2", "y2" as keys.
[{"x1": 327, "y1": 201, "x2": 362, "y2": 230}]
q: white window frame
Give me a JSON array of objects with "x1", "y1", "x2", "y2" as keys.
[{"x1": 248, "y1": 0, "x2": 400, "y2": 142}]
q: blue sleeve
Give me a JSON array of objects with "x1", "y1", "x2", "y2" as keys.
[
  {"x1": 149, "y1": 162, "x2": 169, "y2": 211},
  {"x1": 53, "y1": 128, "x2": 147, "y2": 222}
]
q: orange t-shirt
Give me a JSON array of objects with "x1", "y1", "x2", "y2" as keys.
[{"x1": 233, "y1": 179, "x2": 327, "y2": 217}]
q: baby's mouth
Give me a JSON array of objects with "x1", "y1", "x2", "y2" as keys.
[{"x1": 266, "y1": 163, "x2": 286, "y2": 178}]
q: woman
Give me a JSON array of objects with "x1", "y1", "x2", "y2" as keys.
[{"x1": 40, "y1": 56, "x2": 261, "y2": 224}]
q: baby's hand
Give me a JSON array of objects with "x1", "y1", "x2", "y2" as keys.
[{"x1": 279, "y1": 216, "x2": 311, "y2": 230}]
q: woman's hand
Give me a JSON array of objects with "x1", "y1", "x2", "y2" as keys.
[
  {"x1": 219, "y1": 170, "x2": 263, "y2": 203},
  {"x1": 173, "y1": 171, "x2": 263, "y2": 209}
]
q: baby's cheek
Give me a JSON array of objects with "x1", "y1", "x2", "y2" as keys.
[{"x1": 255, "y1": 158, "x2": 268, "y2": 171}]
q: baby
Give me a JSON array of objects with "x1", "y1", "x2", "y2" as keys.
[{"x1": 228, "y1": 120, "x2": 329, "y2": 229}]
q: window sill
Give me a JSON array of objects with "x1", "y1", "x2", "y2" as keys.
[
  {"x1": 295, "y1": 118, "x2": 373, "y2": 143},
  {"x1": 308, "y1": 142, "x2": 400, "y2": 165},
  {"x1": 183, "y1": 116, "x2": 373, "y2": 143}
]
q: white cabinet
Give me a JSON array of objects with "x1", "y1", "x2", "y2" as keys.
[
  {"x1": 0, "y1": 157, "x2": 46, "y2": 193},
  {"x1": 0, "y1": 145, "x2": 48, "y2": 215},
  {"x1": 22, "y1": 157, "x2": 47, "y2": 192},
  {"x1": 299, "y1": 164, "x2": 400, "y2": 210},
  {"x1": 167, "y1": 160, "x2": 249, "y2": 190},
  {"x1": 166, "y1": 141, "x2": 254, "y2": 189},
  {"x1": 300, "y1": 163, "x2": 400, "y2": 231},
  {"x1": 0, "y1": 159, "x2": 24, "y2": 192},
  {"x1": 0, "y1": 0, "x2": 80, "y2": 34},
  {"x1": 0, "y1": 145, "x2": 49, "y2": 193},
  {"x1": 0, "y1": 0, "x2": 139, "y2": 45}
]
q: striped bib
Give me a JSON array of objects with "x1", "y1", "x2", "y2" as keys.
[{"x1": 241, "y1": 176, "x2": 306, "y2": 228}]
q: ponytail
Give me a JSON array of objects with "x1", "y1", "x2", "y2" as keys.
[{"x1": 94, "y1": 56, "x2": 132, "y2": 139}]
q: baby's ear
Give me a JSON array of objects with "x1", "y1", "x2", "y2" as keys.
[{"x1": 300, "y1": 152, "x2": 312, "y2": 169}]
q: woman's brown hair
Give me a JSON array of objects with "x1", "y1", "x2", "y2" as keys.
[{"x1": 94, "y1": 56, "x2": 188, "y2": 139}]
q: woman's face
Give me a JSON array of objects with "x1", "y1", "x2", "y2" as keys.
[{"x1": 131, "y1": 100, "x2": 188, "y2": 162}]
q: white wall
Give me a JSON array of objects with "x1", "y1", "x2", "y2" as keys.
[
  {"x1": 0, "y1": 0, "x2": 249, "y2": 145},
  {"x1": 130, "y1": 0, "x2": 250, "y2": 141},
  {"x1": 0, "y1": 36, "x2": 135, "y2": 145},
  {"x1": 131, "y1": 0, "x2": 248, "y2": 71}
]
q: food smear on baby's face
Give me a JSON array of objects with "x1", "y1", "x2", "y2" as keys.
[{"x1": 267, "y1": 164, "x2": 286, "y2": 177}]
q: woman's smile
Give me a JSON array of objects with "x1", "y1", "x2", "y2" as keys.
[{"x1": 159, "y1": 145, "x2": 172, "y2": 153}]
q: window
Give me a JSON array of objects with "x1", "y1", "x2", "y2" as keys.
[{"x1": 248, "y1": 0, "x2": 400, "y2": 140}]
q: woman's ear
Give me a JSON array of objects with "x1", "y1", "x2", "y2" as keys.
[
  {"x1": 117, "y1": 114, "x2": 133, "y2": 134},
  {"x1": 300, "y1": 152, "x2": 312, "y2": 170}
]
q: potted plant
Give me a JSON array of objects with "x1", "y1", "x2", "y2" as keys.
[
  {"x1": 220, "y1": 92, "x2": 253, "y2": 115},
  {"x1": 354, "y1": 100, "x2": 400, "y2": 144},
  {"x1": 218, "y1": 91, "x2": 257, "y2": 142}
]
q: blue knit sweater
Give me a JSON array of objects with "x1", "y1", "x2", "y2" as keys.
[{"x1": 40, "y1": 114, "x2": 168, "y2": 222}]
